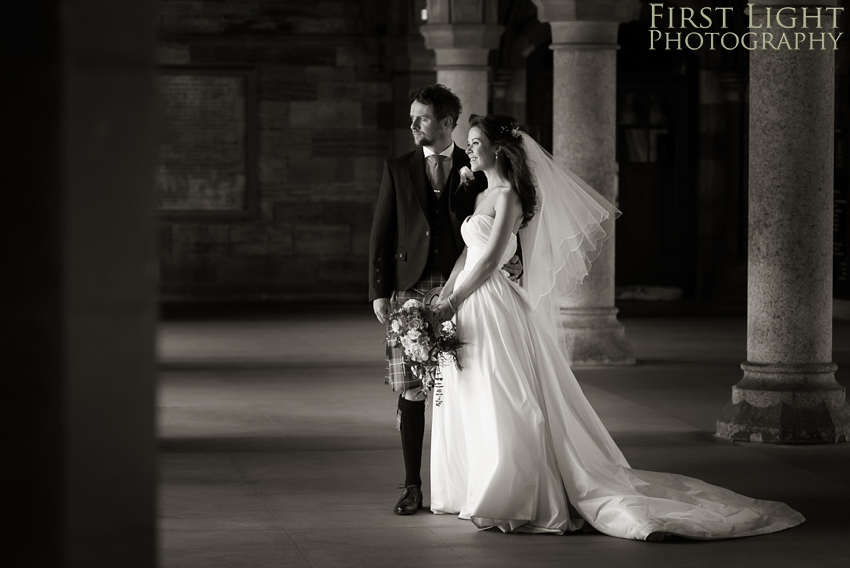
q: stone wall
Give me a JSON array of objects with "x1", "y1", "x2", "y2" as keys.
[{"x1": 156, "y1": 0, "x2": 424, "y2": 302}]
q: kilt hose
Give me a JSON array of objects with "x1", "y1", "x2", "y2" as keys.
[{"x1": 385, "y1": 270, "x2": 447, "y2": 392}]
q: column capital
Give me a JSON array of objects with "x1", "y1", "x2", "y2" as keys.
[
  {"x1": 425, "y1": 0, "x2": 499, "y2": 25},
  {"x1": 531, "y1": 0, "x2": 640, "y2": 47},
  {"x1": 531, "y1": 0, "x2": 640, "y2": 24},
  {"x1": 420, "y1": 23, "x2": 504, "y2": 68}
]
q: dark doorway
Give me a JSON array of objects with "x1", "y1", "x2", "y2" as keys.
[
  {"x1": 615, "y1": 21, "x2": 699, "y2": 298},
  {"x1": 525, "y1": 42, "x2": 553, "y2": 153}
]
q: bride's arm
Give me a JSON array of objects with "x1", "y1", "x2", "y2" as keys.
[
  {"x1": 440, "y1": 247, "x2": 468, "y2": 299},
  {"x1": 447, "y1": 188, "x2": 522, "y2": 308},
  {"x1": 433, "y1": 247, "x2": 467, "y2": 320}
]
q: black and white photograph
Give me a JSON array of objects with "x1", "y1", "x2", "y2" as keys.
[{"x1": 7, "y1": 0, "x2": 850, "y2": 567}]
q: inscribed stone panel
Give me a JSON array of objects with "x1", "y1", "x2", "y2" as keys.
[
  {"x1": 156, "y1": 68, "x2": 257, "y2": 218},
  {"x1": 157, "y1": 73, "x2": 245, "y2": 210}
]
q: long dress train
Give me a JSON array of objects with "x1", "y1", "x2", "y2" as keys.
[{"x1": 430, "y1": 214, "x2": 805, "y2": 540}]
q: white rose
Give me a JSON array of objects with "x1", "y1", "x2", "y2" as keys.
[
  {"x1": 391, "y1": 320, "x2": 402, "y2": 333},
  {"x1": 459, "y1": 166, "x2": 474, "y2": 185},
  {"x1": 403, "y1": 299, "x2": 420, "y2": 309},
  {"x1": 407, "y1": 330, "x2": 421, "y2": 341},
  {"x1": 441, "y1": 321, "x2": 454, "y2": 334},
  {"x1": 409, "y1": 317, "x2": 423, "y2": 330},
  {"x1": 415, "y1": 345, "x2": 429, "y2": 362}
]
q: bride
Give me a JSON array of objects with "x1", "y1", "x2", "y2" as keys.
[{"x1": 429, "y1": 114, "x2": 804, "y2": 540}]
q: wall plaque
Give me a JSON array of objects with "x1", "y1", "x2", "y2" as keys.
[{"x1": 156, "y1": 67, "x2": 257, "y2": 218}]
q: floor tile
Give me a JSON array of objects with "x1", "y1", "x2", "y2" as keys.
[
  {"x1": 160, "y1": 531, "x2": 307, "y2": 568},
  {"x1": 302, "y1": 545, "x2": 470, "y2": 568},
  {"x1": 160, "y1": 508, "x2": 284, "y2": 532},
  {"x1": 159, "y1": 453, "x2": 244, "y2": 482},
  {"x1": 286, "y1": 527, "x2": 447, "y2": 550}
]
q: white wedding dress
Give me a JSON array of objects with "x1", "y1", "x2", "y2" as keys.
[{"x1": 430, "y1": 214, "x2": 805, "y2": 540}]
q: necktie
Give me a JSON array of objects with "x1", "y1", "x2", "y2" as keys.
[{"x1": 427, "y1": 154, "x2": 450, "y2": 194}]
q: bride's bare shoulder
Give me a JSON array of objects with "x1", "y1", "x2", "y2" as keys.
[{"x1": 494, "y1": 185, "x2": 522, "y2": 208}]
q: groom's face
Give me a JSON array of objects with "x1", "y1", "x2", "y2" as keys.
[{"x1": 410, "y1": 101, "x2": 447, "y2": 148}]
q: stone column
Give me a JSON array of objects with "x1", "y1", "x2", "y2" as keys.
[
  {"x1": 420, "y1": 0, "x2": 504, "y2": 146},
  {"x1": 716, "y1": 0, "x2": 850, "y2": 443},
  {"x1": 7, "y1": 0, "x2": 158, "y2": 565},
  {"x1": 532, "y1": 0, "x2": 639, "y2": 365}
]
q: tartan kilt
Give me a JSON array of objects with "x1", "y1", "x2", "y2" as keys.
[{"x1": 385, "y1": 270, "x2": 447, "y2": 392}]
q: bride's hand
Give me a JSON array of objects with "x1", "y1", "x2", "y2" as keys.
[{"x1": 433, "y1": 298, "x2": 456, "y2": 321}]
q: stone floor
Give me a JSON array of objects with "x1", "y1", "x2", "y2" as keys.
[{"x1": 157, "y1": 305, "x2": 850, "y2": 568}]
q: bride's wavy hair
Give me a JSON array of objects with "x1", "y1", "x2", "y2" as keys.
[{"x1": 468, "y1": 114, "x2": 538, "y2": 228}]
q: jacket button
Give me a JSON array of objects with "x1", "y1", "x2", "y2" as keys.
[
  {"x1": 425, "y1": 231, "x2": 430, "y2": 236},
  {"x1": 377, "y1": 257, "x2": 382, "y2": 262},
  {"x1": 435, "y1": 249, "x2": 439, "y2": 253},
  {"x1": 375, "y1": 269, "x2": 380, "y2": 273},
  {"x1": 377, "y1": 279, "x2": 382, "y2": 283}
]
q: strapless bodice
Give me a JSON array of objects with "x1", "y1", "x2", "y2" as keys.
[{"x1": 461, "y1": 214, "x2": 517, "y2": 271}]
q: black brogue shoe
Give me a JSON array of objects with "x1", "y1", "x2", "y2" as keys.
[{"x1": 394, "y1": 484, "x2": 423, "y2": 515}]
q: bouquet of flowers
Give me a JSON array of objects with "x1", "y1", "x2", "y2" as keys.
[{"x1": 387, "y1": 298, "x2": 464, "y2": 405}]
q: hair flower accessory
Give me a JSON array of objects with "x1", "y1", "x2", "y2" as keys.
[
  {"x1": 459, "y1": 166, "x2": 474, "y2": 185},
  {"x1": 499, "y1": 122, "x2": 523, "y2": 141}
]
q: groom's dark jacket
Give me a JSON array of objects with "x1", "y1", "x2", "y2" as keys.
[{"x1": 369, "y1": 144, "x2": 486, "y2": 301}]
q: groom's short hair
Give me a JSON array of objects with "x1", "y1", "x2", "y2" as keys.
[{"x1": 409, "y1": 84, "x2": 462, "y2": 130}]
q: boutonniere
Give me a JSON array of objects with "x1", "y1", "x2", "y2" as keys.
[{"x1": 459, "y1": 166, "x2": 474, "y2": 186}]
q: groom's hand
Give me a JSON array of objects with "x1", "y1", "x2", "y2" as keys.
[
  {"x1": 434, "y1": 299, "x2": 455, "y2": 322},
  {"x1": 373, "y1": 298, "x2": 390, "y2": 324},
  {"x1": 503, "y1": 255, "x2": 523, "y2": 282}
]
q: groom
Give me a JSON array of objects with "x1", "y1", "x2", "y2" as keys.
[{"x1": 369, "y1": 84, "x2": 519, "y2": 515}]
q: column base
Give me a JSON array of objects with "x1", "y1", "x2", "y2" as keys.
[
  {"x1": 557, "y1": 307, "x2": 635, "y2": 366},
  {"x1": 716, "y1": 362, "x2": 850, "y2": 443}
]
